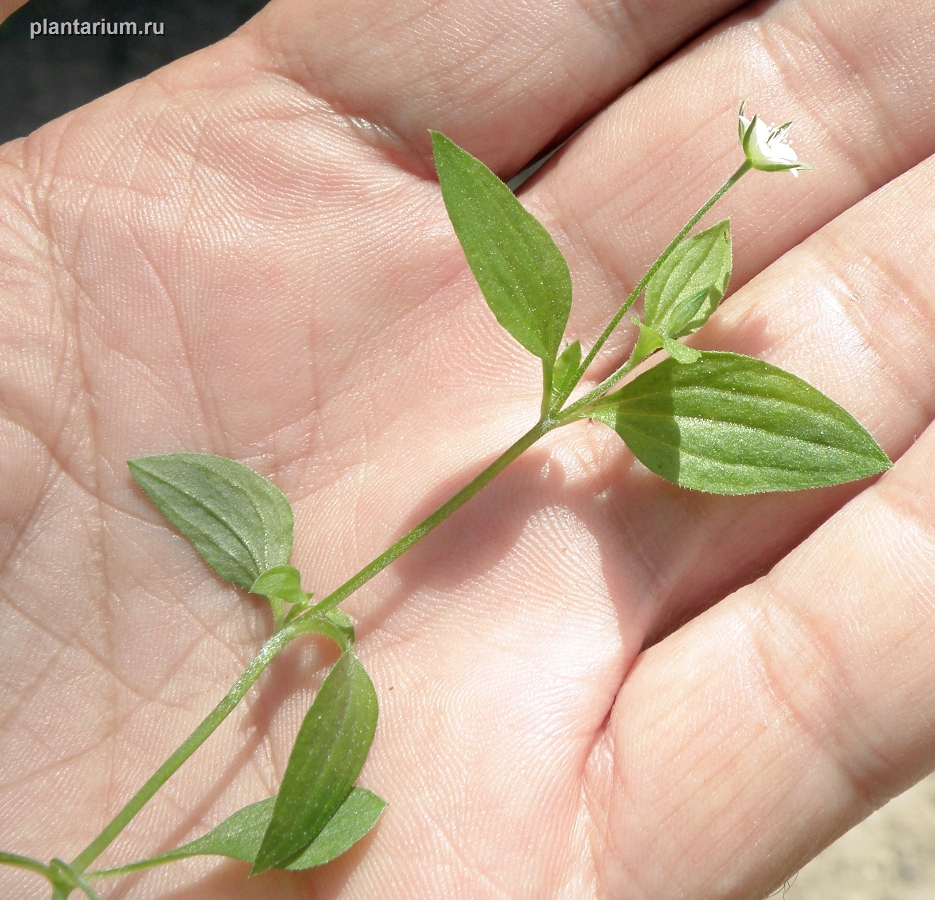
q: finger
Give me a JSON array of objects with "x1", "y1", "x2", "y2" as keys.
[
  {"x1": 592, "y1": 407, "x2": 935, "y2": 899},
  {"x1": 532, "y1": 0, "x2": 935, "y2": 361},
  {"x1": 0, "y1": 0, "x2": 28, "y2": 25},
  {"x1": 517, "y1": 0, "x2": 935, "y2": 642},
  {"x1": 245, "y1": 0, "x2": 749, "y2": 175}
]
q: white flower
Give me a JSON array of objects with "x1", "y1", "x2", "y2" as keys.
[{"x1": 738, "y1": 102, "x2": 810, "y2": 176}]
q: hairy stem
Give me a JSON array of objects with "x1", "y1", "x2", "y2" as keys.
[
  {"x1": 552, "y1": 160, "x2": 752, "y2": 412},
  {"x1": 68, "y1": 625, "x2": 302, "y2": 878},
  {"x1": 313, "y1": 417, "x2": 549, "y2": 615}
]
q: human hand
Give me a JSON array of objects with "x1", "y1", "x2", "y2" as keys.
[{"x1": 2, "y1": 0, "x2": 935, "y2": 896}]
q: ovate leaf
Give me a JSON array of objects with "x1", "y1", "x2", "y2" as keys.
[
  {"x1": 431, "y1": 131, "x2": 572, "y2": 364},
  {"x1": 644, "y1": 221, "x2": 731, "y2": 338},
  {"x1": 129, "y1": 453, "x2": 292, "y2": 591},
  {"x1": 660, "y1": 335, "x2": 701, "y2": 365},
  {"x1": 587, "y1": 351, "x2": 891, "y2": 494},
  {"x1": 253, "y1": 651, "x2": 379, "y2": 873},
  {"x1": 630, "y1": 320, "x2": 699, "y2": 366},
  {"x1": 91, "y1": 788, "x2": 385, "y2": 876}
]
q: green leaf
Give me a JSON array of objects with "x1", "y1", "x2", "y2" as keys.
[
  {"x1": 666, "y1": 288, "x2": 711, "y2": 338},
  {"x1": 660, "y1": 335, "x2": 701, "y2": 365},
  {"x1": 552, "y1": 340, "x2": 581, "y2": 397},
  {"x1": 313, "y1": 608, "x2": 356, "y2": 650},
  {"x1": 630, "y1": 319, "x2": 664, "y2": 367},
  {"x1": 431, "y1": 131, "x2": 572, "y2": 364},
  {"x1": 91, "y1": 788, "x2": 385, "y2": 877},
  {"x1": 631, "y1": 319, "x2": 700, "y2": 367},
  {"x1": 644, "y1": 221, "x2": 731, "y2": 339},
  {"x1": 253, "y1": 651, "x2": 379, "y2": 873},
  {"x1": 287, "y1": 787, "x2": 384, "y2": 868},
  {"x1": 128, "y1": 453, "x2": 293, "y2": 591},
  {"x1": 251, "y1": 565, "x2": 311, "y2": 605},
  {"x1": 587, "y1": 351, "x2": 891, "y2": 494},
  {"x1": 294, "y1": 609, "x2": 356, "y2": 652}
]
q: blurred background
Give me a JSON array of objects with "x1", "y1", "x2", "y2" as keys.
[{"x1": 2, "y1": 0, "x2": 934, "y2": 896}]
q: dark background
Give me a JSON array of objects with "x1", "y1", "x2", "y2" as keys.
[{"x1": 0, "y1": 0, "x2": 268, "y2": 143}]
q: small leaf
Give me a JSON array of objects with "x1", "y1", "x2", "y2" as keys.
[
  {"x1": 288, "y1": 787, "x2": 385, "y2": 868},
  {"x1": 629, "y1": 319, "x2": 665, "y2": 367},
  {"x1": 552, "y1": 340, "x2": 581, "y2": 397},
  {"x1": 644, "y1": 221, "x2": 731, "y2": 338},
  {"x1": 586, "y1": 351, "x2": 891, "y2": 494},
  {"x1": 253, "y1": 651, "x2": 379, "y2": 873},
  {"x1": 251, "y1": 565, "x2": 311, "y2": 605},
  {"x1": 666, "y1": 288, "x2": 711, "y2": 338},
  {"x1": 92, "y1": 788, "x2": 385, "y2": 876},
  {"x1": 129, "y1": 453, "x2": 293, "y2": 591},
  {"x1": 317, "y1": 608, "x2": 356, "y2": 649},
  {"x1": 660, "y1": 335, "x2": 701, "y2": 365},
  {"x1": 431, "y1": 131, "x2": 572, "y2": 364},
  {"x1": 297, "y1": 609, "x2": 356, "y2": 652}
]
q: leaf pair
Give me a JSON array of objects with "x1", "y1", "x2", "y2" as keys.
[
  {"x1": 632, "y1": 220, "x2": 732, "y2": 366},
  {"x1": 432, "y1": 133, "x2": 890, "y2": 494},
  {"x1": 147, "y1": 788, "x2": 383, "y2": 872},
  {"x1": 128, "y1": 455, "x2": 383, "y2": 871},
  {"x1": 94, "y1": 788, "x2": 385, "y2": 878},
  {"x1": 253, "y1": 650, "x2": 379, "y2": 872}
]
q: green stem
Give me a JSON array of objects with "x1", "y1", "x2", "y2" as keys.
[
  {"x1": 552, "y1": 160, "x2": 752, "y2": 412},
  {"x1": 558, "y1": 355, "x2": 640, "y2": 422},
  {"x1": 313, "y1": 418, "x2": 549, "y2": 615},
  {"x1": 0, "y1": 851, "x2": 50, "y2": 880},
  {"x1": 540, "y1": 360, "x2": 553, "y2": 420},
  {"x1": 63, "y1": 417, "x2": 551, "y2": 888},
  {"x1": 68, "y1": 625, "x2": 301, "y2": 878}
]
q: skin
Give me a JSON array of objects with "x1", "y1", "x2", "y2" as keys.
[{"x1": 2, "y1": 0, "x2": 935, "y2": 896}]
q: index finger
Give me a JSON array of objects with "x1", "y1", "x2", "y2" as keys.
[{"x1": 246, "y1": 0, "x2": 748, "y2": 175}]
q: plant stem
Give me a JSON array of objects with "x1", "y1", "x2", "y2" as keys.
[
  {"x1": 558, "y1": 355, "x2": 640, "y2": 422},
  {"x1": 0, "y1": 851, "x2": 50, "y2": 886},
  {"x1": 68, "y1": 625, "x2": 301, "y2": 878},
  {"x1": 313, "y1": 418, "x2": 549, "y2": 615},
  {"x1": 60, "y1": 417, "x2": 551, "y2": 890},
  {"x1": 552, "y1": 160, "x2": 752, "y2": 412}
]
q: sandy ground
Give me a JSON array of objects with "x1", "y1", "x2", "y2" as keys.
[{"x1": 783, "y1": 773, "x2": 935, "y2": 899}]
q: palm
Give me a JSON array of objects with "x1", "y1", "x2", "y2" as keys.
[{"x1": 3, "y1": 0, "x2": 935, "y2": 897}]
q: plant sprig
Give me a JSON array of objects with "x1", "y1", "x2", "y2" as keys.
[{"x1": 0, "y1": 104, "x2": 890, "y2": 897}]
